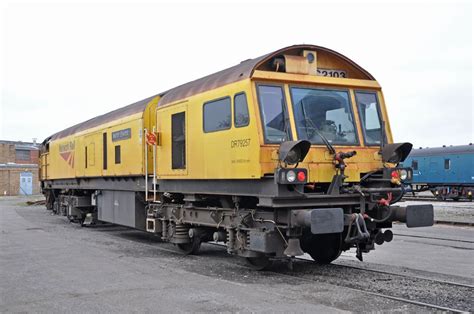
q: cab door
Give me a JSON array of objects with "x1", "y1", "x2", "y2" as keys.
[{"x1": 156, "y1": 104, "x2": 188, "y2": 177}]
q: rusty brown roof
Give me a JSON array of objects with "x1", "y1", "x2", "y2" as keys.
[
  {"x1": 47, "y1": 45, "x2": 374, "y2": 142},
  {"x1": 158, "y1": 44, "x2": 375, "y2": 106},
  {"x1": 48, "y1": 94, "x2": 159, "y2": 141}
]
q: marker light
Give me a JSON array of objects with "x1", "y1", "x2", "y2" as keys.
[
  {"x1": 297, "y1": 171, "x2": 306, "y2": 182},
  {"x1": 391, "y1": 170, "x2": 400, "y2": 179},
  {"x1": 275, "y1": 168, "x2": 307, "y2": 184},
  {"x1": 286, "y1": 170, "x2": 296, "y2": 182}
]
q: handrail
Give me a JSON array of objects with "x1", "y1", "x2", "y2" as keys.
[
  {"x1": 153, "y1": 126, "x2": 157, "y2": 202},
  {"x1": 144, "y1": 128, "x2": 148, "y2": 200}
]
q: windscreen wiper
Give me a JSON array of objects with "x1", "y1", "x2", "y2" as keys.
[
  {"x1": 300, "y1": 100, "x2": 336, "y2": 155},
  {"x1": 380, "y1": 120, "x2": 386, "y2": 152},
  {"x1": 280, "y1": 99, "x2": 291, "y2": 141}
]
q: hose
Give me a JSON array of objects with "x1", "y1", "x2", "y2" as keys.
[{"x1": 250, "y1": 210, "x2": 288, "y2": 246}]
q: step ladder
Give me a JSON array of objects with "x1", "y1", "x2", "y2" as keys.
[{"x1": 144, "y1": 127, "x2": 159, "y2": 202}]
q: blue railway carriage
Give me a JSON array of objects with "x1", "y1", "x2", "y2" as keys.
[{"x1": 402, "y1": 144, "x2": 474, "y2": 200}]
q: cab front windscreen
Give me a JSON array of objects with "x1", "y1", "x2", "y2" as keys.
[
  {"x1": 256, "y1": 84, "x2": 385, "y2": 146},
  {"x1": 290, "y1": 87, "x2": 359, "y2": 145}
]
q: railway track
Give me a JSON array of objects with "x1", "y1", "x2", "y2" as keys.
[
  {"x1": 434, "y1": 220, "x2": 474, "y2": 227},
  {"x1": 402, "y1": 195, "x2": 472, "y2": 203},
  {"x1": 392, "y1": 232, "x2": 474, "y2": 244},
  {"x1": 332, "y1": 260, "x2": 474, "y2": 290},
  {"x1": 276, "y1": 266, "x2": 471, "y2": 313},
  {"x1": 203, "y1": 242, "x2": 473, "y2": 312}
]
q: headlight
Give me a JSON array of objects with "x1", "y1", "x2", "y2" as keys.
[
  {"x1": 399, "y1": 169, "x2": 408, "y2": 180},
  {"x1": 286, "y1": 170, "x2": 296, "y2": 182}
]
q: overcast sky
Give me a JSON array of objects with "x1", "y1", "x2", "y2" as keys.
[{"x1": 1, "y1": 0, "x2": 472, "y2": 148}]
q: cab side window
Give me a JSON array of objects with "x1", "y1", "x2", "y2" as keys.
[
  {"x1": 203, "y1": 97, "x2": 231, "y2": 133},
  {"x1": 355, "y1": 91, "x2": 385, "y2": 146},
  {"x1": 234, "y1": 93, "x2": 249, "y2": 127}
]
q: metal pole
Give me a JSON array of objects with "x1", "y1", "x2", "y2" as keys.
[
  {"x1": 144, "y1": 128, "x2": 148, "y2": 201},
  {"x1": 153, "y1": 126, "x2": 157, "y2": 202}
]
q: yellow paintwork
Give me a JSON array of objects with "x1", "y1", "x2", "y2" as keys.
[
  {"x1": 42, "y1": 48, "x2": 395, "y2": 184},
  {"x1": 44, "y1": 113, "x2": 146, "y2": 179},
  {"x1": 156, "y1": 80, "x2": 261, "y2": 179},
  {"x1": 252, "y1": 70, "x2": 381, "y2": 89}
]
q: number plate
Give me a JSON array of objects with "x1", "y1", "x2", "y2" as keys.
[{"x1": 317, "y1": 68, "x2": 347, "y2": 78}]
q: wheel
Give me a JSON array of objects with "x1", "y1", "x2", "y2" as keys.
[
  {"x1": 177, "y1": 237, "x2": 201, "y2": 255},
  {"x1": 245, "y1": 256, "x2": 272, "y2": 270},
  {"x1": 301, "y1": 233, "x2": 342, "y2": 264}
]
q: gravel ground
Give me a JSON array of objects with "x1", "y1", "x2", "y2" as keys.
[
  {"x1": 400, "y1": 199, "x2": 474, "y2": 224},
  {"x1": 401, "y1": 190, "x2": 474, "y2": 224}
]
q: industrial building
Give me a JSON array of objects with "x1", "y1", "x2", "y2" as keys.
[{"x1": 0, "y1": 140, "x2": 40, "y2": 195}]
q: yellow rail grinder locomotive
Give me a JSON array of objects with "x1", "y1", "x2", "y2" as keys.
[{"x1": 40, "y1": 45, "x2": 433, "y2": 269}]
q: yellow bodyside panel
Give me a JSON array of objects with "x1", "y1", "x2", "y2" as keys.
[
  {"x1": 46, "y1": 114, "x2": 144, "y2": 179},
  {"x1": 47, "y1": 136, "x2": 77, "y2": 179},
  {"x1": 104, "y1": 119, "x2": 144, "y2": 176},
  {"x1": 84, "y1": 132, "x2": 101, "y2": 177},
  {"x1": 156, "y1": 79, "x2": 261, "y2": 179}
]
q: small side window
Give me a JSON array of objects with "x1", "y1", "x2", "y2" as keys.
[
  {"x1": 411, "y1": 160, "x2": 418, "y2": 171},
  {"x1": 234, "y1": 93, "x2": 249, "y2": 127},
  {"x1": 115, "y1": 145, "x2": 121, "y2": 164},
  {"x1": 85, "y1": 147, "x2": 88, "y2": 168},
  {"x1": 172, "y1": 112, "x2": 186, "y2": 169},
  {"x1": 257, "y1": 85, "x2": 291, "y2": 143},
  {"x1": 203, "y1": 97, "x2": 231, "y2": 133},
  {"x1": 444, "y1": 159, "x2": 450, "y2": 170},
  {"x1": 103, "y1": 133, "x2": 107, "y2": 170},
  {"x1": 355, "y1": 91, "x2": 385, "y2": 146}
]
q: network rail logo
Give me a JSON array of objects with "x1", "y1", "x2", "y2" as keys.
[{"x1": 59, "y1": 141, "x2": 75, "y2": 168}]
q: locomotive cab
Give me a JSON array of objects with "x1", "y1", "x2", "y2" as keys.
[{"x1": 243, "y1": 47, "x2": 433, "y2": 264}]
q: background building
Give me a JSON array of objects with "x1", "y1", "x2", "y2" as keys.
[{"x1": 0, "y1": 140, "x2": 40, "y2": 195}]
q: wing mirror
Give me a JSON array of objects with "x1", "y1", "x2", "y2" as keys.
[
  {"x1": 381, "y1": 142, "x2": 413, "y2": 164},
  {"x1": 278, "y1": 140, "x2": 311, "y2": 166}
]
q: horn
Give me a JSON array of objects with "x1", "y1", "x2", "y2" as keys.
[{"x1": 284, "y1": 238, "x2": 304, "y2": 257}]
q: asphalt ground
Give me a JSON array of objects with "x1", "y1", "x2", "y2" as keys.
[{"x1": 1, "y1": 196, "x2": 473, "y2": 313}]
